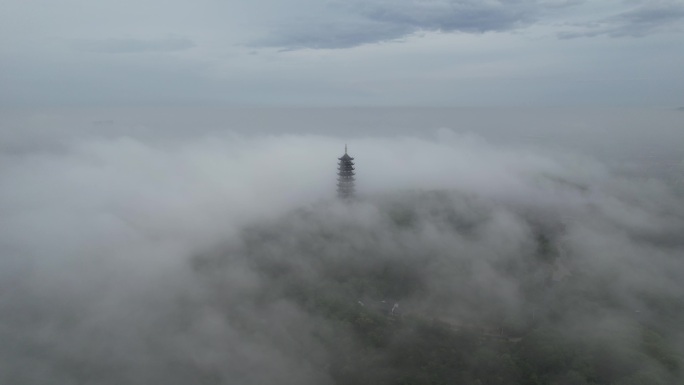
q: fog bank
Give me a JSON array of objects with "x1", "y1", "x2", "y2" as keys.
[{"x1": 1, "y1": 108, "x2": 683, "y2": 384}]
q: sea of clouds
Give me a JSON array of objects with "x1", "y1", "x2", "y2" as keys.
[{"x1": 1, "y1": 107, "x2": 682, "y2": 383}]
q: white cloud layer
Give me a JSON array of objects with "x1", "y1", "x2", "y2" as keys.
[{"x1": 1, "y1": 108, "x2": 683, "y2": 382}]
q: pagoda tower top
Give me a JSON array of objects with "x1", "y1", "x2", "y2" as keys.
[
  {"x1": 337, "y1": 146, "x2": 355, "y2": 199},
  {"x1": 339, "y1": 144, "x2": 353, "y2": 161}
]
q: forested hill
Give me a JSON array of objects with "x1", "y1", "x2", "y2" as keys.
[{"x1": 194, "y1": 191, "x2": 684, "y2": 385}]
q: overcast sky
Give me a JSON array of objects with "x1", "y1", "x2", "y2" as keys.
[{"x1": 1, "y1": 0, "x2": 683, "y2": 106}]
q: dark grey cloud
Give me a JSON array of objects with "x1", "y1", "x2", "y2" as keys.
[
  {"x1": 255, "y1": 0, "x2": 580, "y2": 49},
  {"x1": 357, "y1": 0, "x2": 535, "y2": 33},
  {"x1": 260, "y1": 20, "x2": 412, "y2": 50},
  {"x1": 559, "y1": 1, "x2": 684, "y2": 39},
  {"x1": 73, "y1": 37, "x2": 196, "y2": 53}
]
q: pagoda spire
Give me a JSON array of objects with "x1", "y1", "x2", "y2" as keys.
[{"x1": 337, "y1": 145, "x2": 355, "y2": 199}]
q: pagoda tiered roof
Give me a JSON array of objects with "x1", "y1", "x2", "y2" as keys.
[{"x1": 337, "y1": 145, "x2": 355, "y2": 199}]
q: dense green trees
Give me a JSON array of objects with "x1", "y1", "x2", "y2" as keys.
[
  {"x1": 197, "y1": 193, "x2": 684, "y2": 384},
  {"x1": 264, "y1": 261, "x2": 681, "y2": 385}
]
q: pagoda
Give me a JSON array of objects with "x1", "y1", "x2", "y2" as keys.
[{"x1": 337, "y1": 145, "x2": 355, "y2": 199}]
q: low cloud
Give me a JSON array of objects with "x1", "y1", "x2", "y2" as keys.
[
  {"x1": 252, "y1": 0, "x2": 684, "y2": 49},
  {"x1": 559, "y1": 1, "x2": 684, "y2": 39},
  {"x1": 254, "y1": 0, "x2": 580, "y2": 49},
  {"x1": 1, "y1": 108, "x2": 683, "y2": 383}
]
